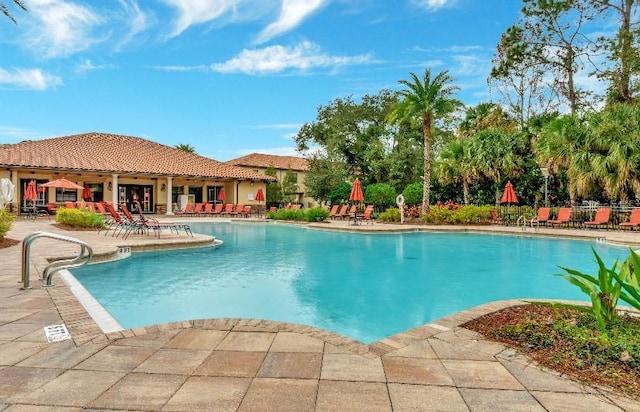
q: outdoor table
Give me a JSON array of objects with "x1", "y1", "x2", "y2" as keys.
[{"x1": 351, "y1": 212, "x2": 361, "y2": 226}]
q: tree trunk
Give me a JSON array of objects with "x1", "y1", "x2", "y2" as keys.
[
  {"x1": 422, "y1": 115, "x2": 432, "y2": 214},
  {"x1": 463, "y1": 179, "x2": 469, "y2": 205}
]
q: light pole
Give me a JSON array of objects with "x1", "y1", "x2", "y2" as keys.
[{"x1": 540, "y1": 167, "x2": 550, "y2": 207}]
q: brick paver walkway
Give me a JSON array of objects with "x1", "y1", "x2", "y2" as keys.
[{"x1": 1, "y1": 217, "x2": 638, "y2": 411}]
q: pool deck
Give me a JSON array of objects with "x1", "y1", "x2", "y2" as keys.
[{"x1": 1, "y1": 216, "x2": 639, "y2": 411}]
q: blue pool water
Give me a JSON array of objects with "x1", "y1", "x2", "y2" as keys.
[{"x1": 71, "y1": 222, "x2": 628, "y2": 343}]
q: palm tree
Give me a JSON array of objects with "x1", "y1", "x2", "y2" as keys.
[
  {"x1": 1, "y1": 0, "x2": 27, "y2": 23},
  {"x1": 175, "y1": 143, "x2": 196, "y2": 153},
  {"x1": 435, "y1": 138, "x2": 477, "y2": 204},
  {"x1": 388, "y1": 69, "x2": 463, "y2": 213}
]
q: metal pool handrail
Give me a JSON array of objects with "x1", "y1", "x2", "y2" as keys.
[{"x1": 21, "y1": 231, "x2": 93, "y2": 289}]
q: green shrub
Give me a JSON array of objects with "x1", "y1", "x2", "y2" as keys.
[
  {"x1": 268, "y1": 208, "x2": 307, "y2": 221},
  {"x1": 365, "y1": 183, "x2": 396, "y2": 208},
  {"x1": 0, "y1": 209, "x2": 15, "y2": 238},
  {"x1": 56, "y1": 208, "x2": 104, "y2": 228},
  {"x1": 268, "y1": 207, "x2": 331, "y2": 222},
  {"x1": 329, "y1": 182, "x2": 352, "y2": 205},
  {"x1": 377, "y1": 207, "x2": 401, "y2": 222},
  {"x1": 305, "y1": 207, "x2": 330, "y2": 222},
  {"x1": 422, "y1": 205, "x2": 493, "y2": 224},
  {"x1": 402, "y1": 182, "x2": 423, "y2": 206}
]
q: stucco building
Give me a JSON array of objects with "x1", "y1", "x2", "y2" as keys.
[
  {"x1": 0, "y1": 132, "x2": 274, "y2": 214},
  {"x1": 226, "y1": 153, "x2": 317, "y2": 208}
]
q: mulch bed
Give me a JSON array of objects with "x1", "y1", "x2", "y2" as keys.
[
  {"x1": 463, "y1": 304, "x2": 640, "y2": 400},
  {"x1": 0, "y1": 238, "x2": 20, "y2": 249}
]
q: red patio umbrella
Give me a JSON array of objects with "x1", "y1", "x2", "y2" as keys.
[
  {"x1": 500, "y1": 181, "x2": 518, "y2": 205},
  {"x1": 349, "y1": 178, "x2": 364, "y2": 202},
  {"x1": 82, "y1": 184, "x2": 91, "y2": 200},
  {"x1": 41, "y1": 178, "x2": 83, "y2": 190},
  {"x1": 255, "y1": 187, "x2": 265, "y2": 202},
  {"x1": 24, "y1": 180, "x2": 37, "y2": 202},
  {"x1": 217, "y1": 187, "x2": 226, "y2": 203}
]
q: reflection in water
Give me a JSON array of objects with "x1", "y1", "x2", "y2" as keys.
[{"x1": 72, "y1": 223, "x2": 625, "y2": 343}]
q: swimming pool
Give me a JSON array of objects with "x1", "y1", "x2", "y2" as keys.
[{"x1": 70, "y1": 222, "x2": 627, "y2": 343}]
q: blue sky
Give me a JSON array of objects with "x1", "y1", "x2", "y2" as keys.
[{"x1": 0, "y1": 0, "x2": 523, "y2": 161}]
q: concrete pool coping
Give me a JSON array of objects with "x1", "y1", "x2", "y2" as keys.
[{"x1": 1, "y1": 217, "x2": 639, "y2": 410}]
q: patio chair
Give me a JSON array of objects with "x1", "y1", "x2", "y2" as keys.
[
  {"x1": 344, "y1": 205, "x2": 357, "y2": 220},
  {"x1": 192, "y1": 203, "x2": 204, "y2": 216},
  {"x1": 228, "y1": 204, "x2": 244, "y2": 217},
  {"x1": 620, "y1": 208, "x2": 640, "y2": 230},
  {"x1": 328, "y1": 205, "x2": 339, "y2": 219},
  {"x1": 489, "y1": 209, "x2": 503, "y2": 224},
  {"x1": 584, "y1": 207, "x2": 611, "y2": 229},
  {"x1": 209, "y1": 203, "x2": 223, "y2": 216},
  {"x1": 220, "y1": 203, "x2": 234, "y2": 216},
  {"x1": 64, "y1": 201, "x2": 74, "y2": 209},
  {"x1": 527, "y1": 207, "x2": 551, "y2": 228},
  {"x1": 175, "y1": 203, "x2": 195, "y2": 216},
  {"x1": 360, "y1": 205, "x2": 375, "y2": 224},
  {"x1": 133, "y1": 200, "x2": 192, "y2": 237},
  {"x1": 333, "y1": 205, "x2": 348, "y2": 220},
  {"x1": 548, "y1": 207, "x2": 572, "y2": 227},
  {"x1": 241, "y1": 205, "x2": 252, "y2": 217},
  {"x1": 202, "y1": 203, "x2": 213, "y2": 216}
]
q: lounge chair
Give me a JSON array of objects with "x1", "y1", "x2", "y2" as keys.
[
  {"x1": 584, "y1": 207, "x2": 611, "y2": 229},
  {"x1": 527, "y1": 207, "x2": 551, "y2": 228},
  {"x1": 328, "y1": 205, "x2": 339, "y2": 219},
  {"x1": 241, "y1": 205, "x2": 252, "y2": 217},
  {"x1": 192, "y1": 203, "x2": 204, "y2": 216},
  {"x1": 489, "y1": 209, "x2": 503, "y2": 224},
  {"x1": 548, "y1": 207, "x2": 572, "y2": 227},
  {"x1": 333, "y1": 205, "x2": 348, "y2": 220},
  {"x1": 620, "y1": 208, "x2": 640, "y2": 230},
  {"x1": 64, "y1": 201, "x2": 74, "y2": 209},
  {"x1": 209, "y1": 203, "x2": 223, "y2": 216},
  {"x1": 229, "y1": 204, "x2": 244, "y2": 217},
  {"x1": 220, "y1": 203, "x2": 234, "y2": 216},
  {"x1": 360, "y1": 205, "x2": 375, "y2": 224},
  {"x1": 344, "y1": 205, "x2": 357, "y2": 220},
  {"x1": 175, "y1": 203, "x2": 195, "y2": 216},
  {"x1": 133, "y1": 200, "x2": 192, "y2": 237}
]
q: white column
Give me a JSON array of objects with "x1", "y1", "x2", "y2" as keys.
[
  {"x1": 111, "y1": 174, "x2": 119, "y2": 208},
  {"x1": 166, "y1": 176, "x2": 173, "y2": 215}
]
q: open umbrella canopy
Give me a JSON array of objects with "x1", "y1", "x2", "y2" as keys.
[
  {"x1": 82, "y1": 184, "x2": 91, "y2": 200},
  {"x1": 500, "y1": 181, "x2": 518, "y2": 204},
  {"x1": 0, "y1": 178, "x2": 15, "y2": 209},
  {"x1": 42, "y1": 178, "x2": 83, "y2": 190},
  {"x1": 24, "y1": 180, "x2": 37, "y2": 201},
  {"x1": 217, "y1": 187, "x2": 226, "y2": 203},
  {"x1": 255, "y1": 187, "x2": 265, "y2": 202},
  {"x1": 349, "y1": 178, "x2": 364, "y2": 202}
]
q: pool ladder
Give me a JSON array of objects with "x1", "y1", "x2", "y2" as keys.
[{"x1": 21, "y1": 231, "x2": 93, "y2": 289}]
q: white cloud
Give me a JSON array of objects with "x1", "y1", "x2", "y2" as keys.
[
  {"x1": 212, "y1": 41, "x2": 372, "y2": 74},
  {"x1": 256, "y1": 0, "x2": 327, "y2": 44},
  {"x1": 116, "y1": 0, "x2": 149, "y2": 48},
  {"x1": 74, "y1": 59, "x2": 118, "y2": 75},
  {"x1": 410, "y1": 0, "x2": 456, "y2": 11},
  {"x1": 161, "y1": 0, "x2": 240, "y2": 38},
  {"x1": 0, "y1": 67, "x2": 62, "y2": 90},
  {"x1": 25, "y1": 0, "x2": 104, "y2": 58}
]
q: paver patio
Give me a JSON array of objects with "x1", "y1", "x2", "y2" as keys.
[{"x1": 0, "y1": 217, "x2": 638, "y2": 411}]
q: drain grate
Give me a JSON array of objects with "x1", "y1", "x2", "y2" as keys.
[{"x1": 44, "y1": 324, "x2": 71, "y2": 343}]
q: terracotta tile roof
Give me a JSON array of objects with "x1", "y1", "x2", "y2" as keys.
[
  {"x1": 226, "y1": 153, "x2": 309, "y2": 171},
  {"x1": 0, "y1": 132, "x2": 274, "y2": 181}
]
